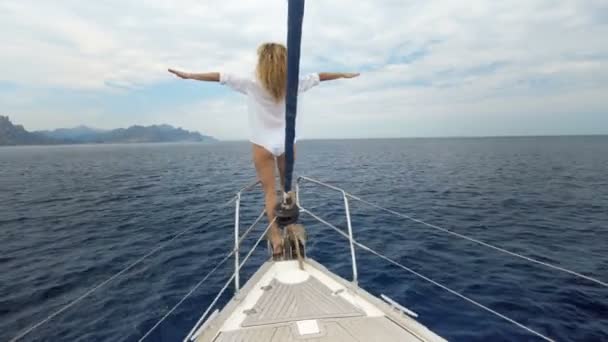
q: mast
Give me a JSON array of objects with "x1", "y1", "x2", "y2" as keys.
[{"x1": 283, "y1": 0, "x2": 305, "y2": 193}]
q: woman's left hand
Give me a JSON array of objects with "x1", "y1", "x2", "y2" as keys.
[{"x1": 168, "y1": 68, "x2": 190, "y2": 79}]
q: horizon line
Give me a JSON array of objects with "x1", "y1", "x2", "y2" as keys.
[
  {"x1": 220, "y1": 133, "x2": 608, "y2": 142},
  {"x1": 3, "y1": 116, "x2": 607, "y2": 141}
]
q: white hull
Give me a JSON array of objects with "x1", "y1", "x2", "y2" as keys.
[{"x1": 191, "y1": 259, "x2": 446, "y2": 342}]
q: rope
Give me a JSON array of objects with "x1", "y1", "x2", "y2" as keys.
[
  {"x1": 238, "y1": 210, "x2": 265, "y2": 246},
  {"x1": 138, "y1": 208, "x2": 265, "y2": 341},
  {"x1": 300, "y1": 208, "x2": 555, "y2": 342},
  {"x1": 298, "y1": 176, "x2": 607, "y2": 288},
  {"x1": 283, "y1": 0, "x2": 305, "y2": 193},
  {"x1": 223, "y1": 180, "x2": 261, "y2": 208},
  {"x1": 182, "y1": 218, "x2": 276, "y2": 342},
  {"x1": 137, "y1": 249, "x2": 235, "y2": 342},
  {"x1": 345, "y1": 193, "x2": 608, "y2": 288},
  {"x1": 8, "y1": 202, "x2": 234, "y2": 342}
]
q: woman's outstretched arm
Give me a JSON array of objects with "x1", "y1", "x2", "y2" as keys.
[
  {"x1": 318, "y1": 72, "x2": 360, "y2": 81},
  {"x1": 168, "y1": 69, "x2": 220, "y2": 82}
]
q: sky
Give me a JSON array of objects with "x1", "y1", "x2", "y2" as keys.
[{"x1": 1, "y1": 0, "x2": 607, "y2": 140}]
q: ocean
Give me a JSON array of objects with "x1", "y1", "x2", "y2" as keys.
[{"x1": 1, "y1": 137, "x2": 607, "y2": 341}]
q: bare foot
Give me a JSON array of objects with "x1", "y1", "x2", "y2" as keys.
[{"x1": 268, "y1": 226, "x2": 283, "y2": 257}]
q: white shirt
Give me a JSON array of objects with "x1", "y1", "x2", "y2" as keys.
[{"x1": 220, "y1": 72, "x2": 320, "y2": 156}]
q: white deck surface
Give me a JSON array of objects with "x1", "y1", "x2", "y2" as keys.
[{"x1": 192, "y1": 260, "x2": 446, "y2": 342}]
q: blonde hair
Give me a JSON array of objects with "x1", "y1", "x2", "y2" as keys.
[{"x1": 256, "y1": 42, "x2": 287, "y2": 102}]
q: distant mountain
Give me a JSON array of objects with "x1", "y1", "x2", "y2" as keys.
[
  {"x1": 0, "y1": 116, "x2": 217, "y2": 146},
  {"x1": 36, "y1": 126, "x2": 107, "y2": 143},
  {"x1": 77, "y1": 124, "x2": 216, "y2": 143},
  {"x1": 0, "y1": 116, "x2": 62, "y2": 146}
]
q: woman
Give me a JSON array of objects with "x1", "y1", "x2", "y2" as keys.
[{"x1": 169, "y1": 42, "x2": 359, "y2": 254}]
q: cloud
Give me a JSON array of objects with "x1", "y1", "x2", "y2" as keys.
[{"x1": 1, "y1": 0, "x2": 607, "y2": 138}]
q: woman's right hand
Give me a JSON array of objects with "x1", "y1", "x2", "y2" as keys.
[
  {"x1": 319, "y1": 72, "x2": 360, "y2": 82},
  {"x1": 341, "y1": 72, "x2": 360, "y2": 79},
  {"x1": 168, "y1": 68, "x2": 190, "y2": 79}
]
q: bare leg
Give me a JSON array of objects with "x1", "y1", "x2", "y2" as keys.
[{"x1": 252, "y1": 144, "x2": 283, "y2": 255}]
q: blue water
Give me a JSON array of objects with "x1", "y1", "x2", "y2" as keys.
[{"x1": 1, "y1": 137, "x2": 607, "y2": 342}]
